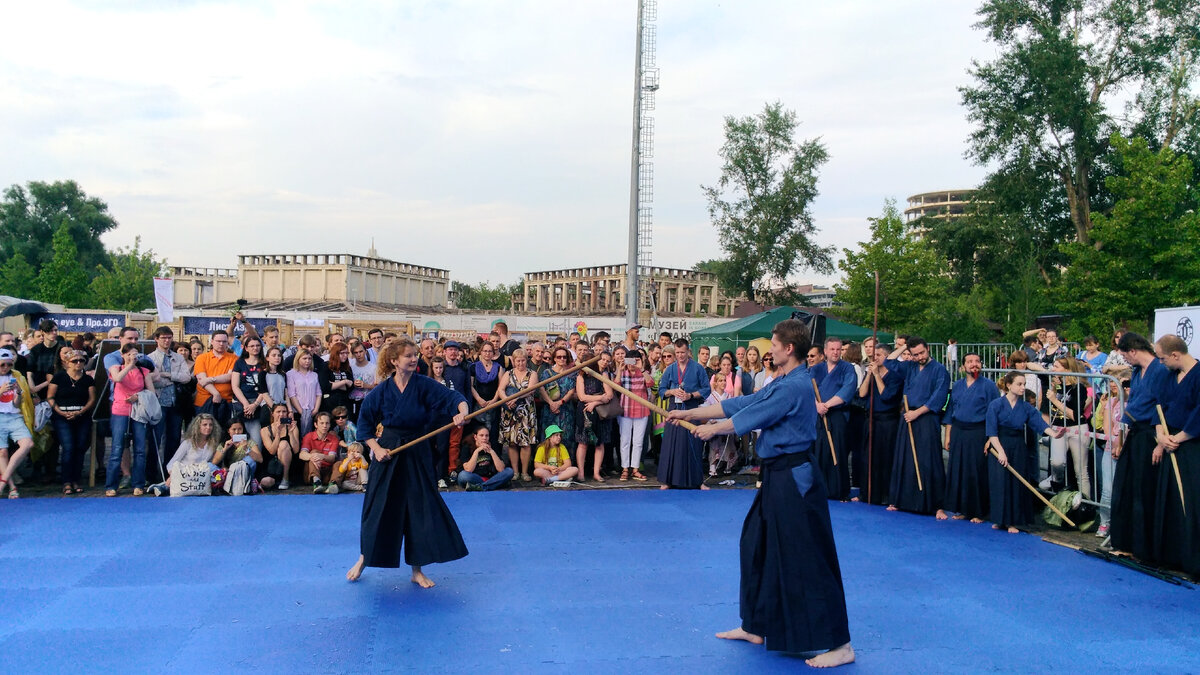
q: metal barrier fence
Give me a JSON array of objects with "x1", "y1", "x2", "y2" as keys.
[
  {"x1": 978, "y1": 367, "x2": 1127, "y2": 511},
  {"x1": 926, "y1": 343, "x2": 1017, "y2": 382}
]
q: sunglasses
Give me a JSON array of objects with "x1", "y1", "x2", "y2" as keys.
[
  {"x1": 335, "y1": 415, "x2": 347, "y2": 420},
  {"x1": 555, "y1": 355, "x2": 568, "y2": 360},
  {"x1": 70, "y1": 358, "x2": 86, "y2": 363}
]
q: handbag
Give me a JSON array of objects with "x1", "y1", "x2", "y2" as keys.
[
  {"x1": 130, "y1": 389, "x2": 163, "y2": 425},
  {"x1": 169, "y1": 462, "x2": 213, "y2": 497},
  {"x1": 597, "y1": 397, "x2": 622, "y2": 420}
]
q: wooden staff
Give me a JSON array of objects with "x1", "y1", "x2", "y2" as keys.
[
  {"x1": 812, "y1": 380, "x2": 838, "y2": 466},
  {"x1": 868, "y1": 270, "x2": 879, "y2": 503},
  {"x1": 987, "y1": 441, "x2": 1076, "y2": 527},
  {"x1": 386, "y1": 354, "x2": 602, "y2": 457},
  {"x1": 582, "y1": 367, "x2": 698, "y2": 432},
  {"x1": 903, "y1": 395, "x2": 924, "y2": 491},
  {"x1": 1156, "y1": 404, "x2": 1187, "y2": 516}
]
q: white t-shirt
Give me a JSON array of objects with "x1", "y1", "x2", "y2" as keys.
[{"x1": 0, "y1": 375, "x2": 17, "y2": 414}]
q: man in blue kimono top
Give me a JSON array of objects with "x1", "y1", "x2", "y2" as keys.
[
  {"x1": 1109, "y1": 332, "x2": 1171, "y2": 560},
  {"x1": 669, "y1": 319, "x2": 854, "y2": 668},
  {"x1": 888, "y1": 337, "x2": 950, "y2": 516},
  {"x1": 811, "y1": 337, "x2": 859, "y2": 501},
  {"x1": 942, "y1": 353, "x2": 1000, "y2": 522}
]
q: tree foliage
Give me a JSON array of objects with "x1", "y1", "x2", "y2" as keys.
[
  {"x1": 0, "y1": 180, "x2": 116, "y2": 275},
  {"x1": 88, "y1": 237, "x2": 165, "y2": 312},
  {"x1": 453, "y1": 279, "x2": 522, "y2": 311},
  {"x1": 0, "y1": 252, "x2": 36, "y2": 298},
  {"x1": 701, "y1": 101, "x2": 832, "y2": 303},
  {"x1": 1059, "y1": 134, "x2": 1200, "y2": 336},
  {"x1": 960, "y1": 0, "x2": 1200, "y2": 245},
  {"x1": 834, "y1": 201, "x2": 966, "y2": 340},
  {"x1": 36, "y1": 223, "x2": 91, "y2": 307}
]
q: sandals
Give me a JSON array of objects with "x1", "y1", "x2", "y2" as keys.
[
  {"x1": 105, "y1": 489, "x2": 117, "y2": 497},
  {"x1": 631, "y1": 470, "x2": 648, "y2": 482},
  {"x1": 73, "y1": 485, "x2": 84, "y2": 494},
  {"x1": 132, "y1": 488, "x2": 145, "y2": 497},
  {"x1": 7, "y1": 487, "x2": 17, "y2": 499},
  {"x1": 63, "y1": 484, "x2": 73, "y2": 496},
  {"x1": 619, "y1": 469, "x2": 629, "y2": 481}
]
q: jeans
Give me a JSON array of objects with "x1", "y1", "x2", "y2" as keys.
[
  {"x1": 107, "y1": 414, "x2": 148, "y2": 490},
  {"x1": 457, "y1": 467, "x2": 513, "y2": 491},
  {"x1": 52, "y1": 416, "x2": 91, "y2": 484},
  {"x1": 149, "y1": 408, "x2": 184, "y2": 483},
  {"x1": 618, "y1": 416, "x2": 648, "y2": 469},
  {"x1": 1095, "y1": 440, "x2": 1116, "y2": 526}
]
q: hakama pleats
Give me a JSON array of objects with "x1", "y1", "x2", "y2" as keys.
[
  {"x1": 863, "y1": 411, "x2": 898, "y2": 505},
  {"x1": 944, "y1": 421, "x2": 989, "y2": 519},
  {"x1": 888, "y1": 413, "x2": 945, "y2": 514},
  {"x1": 657, "y1": 399, "x2": 704, "y2": 488},
  {"x1": 740, "y1": 451, "x2": 851, "y2": 653},
  {"x1": 1154, "y1": 435, "x2": 1199, "y2": 575},
  {"x1": 987, "y1": 428, "x2": 1036, "y2": 528},
  {"x1": 1110, "y1": 422, "x2": 1159, "y2": 560},
  {"x1": 814, "y1": 410, "x2": 850, "y2": 501}
]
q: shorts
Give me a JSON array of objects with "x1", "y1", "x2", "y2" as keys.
[{"x1": 0, "y1": 413, "x2": 31, "y2": 446}]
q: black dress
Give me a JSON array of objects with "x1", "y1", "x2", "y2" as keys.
[{"x1": 357, "y1": 374, "x2": 468, "y2": 568}]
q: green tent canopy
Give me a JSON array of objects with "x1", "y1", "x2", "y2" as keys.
[{"x1": 687, "y1": 306, "x2": 893, "y2": 357}]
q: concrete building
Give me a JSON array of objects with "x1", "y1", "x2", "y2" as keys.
[
  {"x1": 904, "y1": 189, "x2": 978, "y2": 233},
  {"x1": 794, "y1": 284, "x2": 836, "y2": 308},
  {"x1": 512, "y1": 264, "x2": 739, "y2": 317},
  {"x1": 172, "y1": 253, "x2": 450, "y2": 310}
]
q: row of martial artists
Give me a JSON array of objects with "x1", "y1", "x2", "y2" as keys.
[{"x1": 809, "y1": 332, "x2": 1198, "y2": 571}]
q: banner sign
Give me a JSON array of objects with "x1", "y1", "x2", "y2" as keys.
[
  {"x1": 182, "y1": 316, "x2": 277, "y2": 337},
  {"x1": 153, "y1": 277, "x2": 174, "y2": 322},
  {"x1": 1154, "y1": 305, "x2": 1200, "y2": 348},
  {"x1": 33, "y1": 312, "x2": 125, "y2": 333}
]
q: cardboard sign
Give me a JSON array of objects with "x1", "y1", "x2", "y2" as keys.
[{"x1": 170, "y1": 463, "x2": 213, "y2": 497}]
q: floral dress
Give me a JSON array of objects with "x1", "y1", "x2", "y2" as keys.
[
  {"x1": 539, "y1": 366, "x2": 576, "y2": 447},
  {"x1": 500, "y1": 369, "x2": 538, "y2": 446},
  {"x1": 574, "y1": 371, "x2": 612, "y2": 447}
]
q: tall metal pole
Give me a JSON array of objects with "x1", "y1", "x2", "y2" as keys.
[{"x1": 625, "y1": 0, "x2": 644, "y2": 328}]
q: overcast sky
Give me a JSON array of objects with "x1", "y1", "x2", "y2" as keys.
[{"x1": 1, "y1": 0, "x2": 995, "y2": 287}]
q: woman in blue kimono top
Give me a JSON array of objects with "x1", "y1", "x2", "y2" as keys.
[
  {"x1": 888, "y1": 338, "x2": 950, "y2": 516},
  {"x1": 656, "y1": 338, "x2": 711, "y2": 489},
  {"x1": 985, "y1": 372, "x2": 1063, "y2": 532},
  {"x1": 346, "y1": 338, "x2": 469, "y2": 588},
  {"x1": 669, "y1": 319, "x2": 854, "y2": 668},
  {"x1": 1109, "y1": 333, "x2": 1171, "y2": 560},
  {"x1": 943, "y1": 353, "x2": 1000, "y2": 522},
  {"x1": 857, "y1": 342, "x2": 903, "y2": 505},
  {"x1": 1152, "y1": 335, "x2": 1200, "y2": 575}
]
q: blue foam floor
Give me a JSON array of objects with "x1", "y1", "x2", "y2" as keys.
[{"x1": 1, "y1": 490, "x2": 1197, "y2": 673}]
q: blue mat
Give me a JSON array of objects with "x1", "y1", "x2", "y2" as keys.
[{"x1": 1, "y1": 491, "x2": 1197, "y2": 673}]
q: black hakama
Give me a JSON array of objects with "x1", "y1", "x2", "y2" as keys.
[
  {"x1": 1153, "y1": 436, "x2": 1199, "y2": 575},
  {"x1": 944, "y1": 421, "x2": 989, "y2": 519},
  {"x1": 1109, "y1": 421, "x2": 1159, "y2": 560},
  {"x1": 888, "y1": 414, "x2": 945, "y2": 514},
  {"x1": 741, "y1": 451, "x2": 851, "y2": 652},
  {"x1": 657, "y1": 398, "x2": 705, "y2": 488},
  {"x1": 987, "y1": 428, "x2": 1036, "y2": 528},
  {"x1": 862, "y1": 410, "x2": 898, "y2": 505},
  {"x1": 846, "y1": 404, "x2": 867, "y2": 490},
  {"x1": 814, "y1": 409, "x2": 850, "y2": 500},
  {"x1": 360, "y1": 427, "x2": 469, "y2": 568}
]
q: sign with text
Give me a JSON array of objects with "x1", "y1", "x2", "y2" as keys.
[
  {"x1": 33, "y1": 313, "x2": 125, "y2": 333},
  {"x1": 1154, "y1": 305, "x2": 1200, "y2": 348},
  {"x1": 169, "y1": 463, "x2": 213, "y2": 497},
  {"x1": 182, "y1": 316, "x2": 277, "y2": 337}
]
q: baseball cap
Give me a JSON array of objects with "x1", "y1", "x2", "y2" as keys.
[
  {"x1": 626, "y1": 324, "x2": 643, "y2": 332},
  {"x1": 0, "y1": 349, "x2": 14, "y2": 362}
]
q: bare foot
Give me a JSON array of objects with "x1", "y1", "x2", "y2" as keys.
[
  {"x1": 700, "y1": 484, "x2": 711, "y2": 490},
  {"x1": 1007, "y1": 526, "x2": 1019, "y2": 534},
  {"x1": 715, "y1": 627, "x2": 763, "y2": 644},
  {"x1": 346, "y1": 555, "x2": 365, "y2": 582},
  {"x1": 850, "y1": 496, "x2": 860, "y2": 502},
  {"x1": 935, "y1": 509, "x2": 948, "y2": 520},
  {"x1": 660, "y1": 484, "x2": 669, "y2": 490},
  {"x1": 886, "y1": 505, "x2": 898, "y2": 512},
  {"x1": 806, "y1": 642, "x2": 855, "y2": 668},
  {"x1": 992, "y1": 524, "x2": 1002, "y2": 530},
  {"x1": 951, "y1": 514, "x2": 967, "y2": 520},
  {"x1": 969, "y1": 517, "x2": 984, "y2": 524},
  {"x1": 411, "y1": 568, "x2": 436, "y2": 588}
]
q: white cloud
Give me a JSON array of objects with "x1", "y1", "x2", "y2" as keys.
[{"x1": 0, "y1": 0, "x2": 994, "y2": 289}]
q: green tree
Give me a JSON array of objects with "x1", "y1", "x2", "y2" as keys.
[
  {"x1": 0, "y1": 180, "x2": 116, "y2": 275},
  {"x1": 1059, "y1": 134, "x2": 1200, "y2": 336},
  {"x1": 452, "y1": 279, "x2": 522, "y2": 310},
  {"x1": 36, "y1": 223, "x2": 91, "y2": 306},
  {"x1": 834, "y1": 201, "x2": 955, "y2": 337},
  {"x1": 88, "y1": 237, "x2": 165, "y2": 312},
  {"x1": 0, "y1": 252, "x2": 37, "y2": 298},
  {"x1": 701, "y1": 101, "x2": 832, "y2": 302},
  {"x1": 960, "y1": 0, "x2": 1198, "y2": 245}
]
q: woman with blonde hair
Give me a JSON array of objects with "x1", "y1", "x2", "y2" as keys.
[
  {"x1": 1046, "y1": 355, "x2": 1091, "y2": 496},
  {"x1": 347, "y1": 337, "x2": 469, "y2": 589},
  {"x1": 498, "y1": 347, "x2": 539, "y2": 481}
]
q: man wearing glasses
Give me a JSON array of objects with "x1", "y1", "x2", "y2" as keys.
[
  {"x1": 887, "y1": 337, "x2": 950, "y2": 516},
  {"x1": 366, "y1": 328, "x2": 384, "y2": 361},
  {"x1": 147, "y1": 326, "x2": 192, "y2": 477}
]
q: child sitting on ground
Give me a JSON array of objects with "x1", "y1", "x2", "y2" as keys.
[
  {"x1": 532, "y1": 425, "x2": 580, "y2": 486},
  {"x1": 327, "y1": 441, "x2": 368, "y2": 494}
]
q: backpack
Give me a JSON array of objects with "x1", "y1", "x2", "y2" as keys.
[{"x1": 224, "y1": 460, "x2": 254, "y2": 496}]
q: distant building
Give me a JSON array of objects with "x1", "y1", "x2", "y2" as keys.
[
  {"x1": 904, "y1": 189, "x2": 978, "y2": 234},
  {"x1": 171, "y1": 253, "x2": 450, "y2": 311},
  {"x1": 794, "y1": 284, "x2": 836, "y2": 308},
  {"x1": 513, "y1": 264, "x2": 740, "y2": 317}
]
